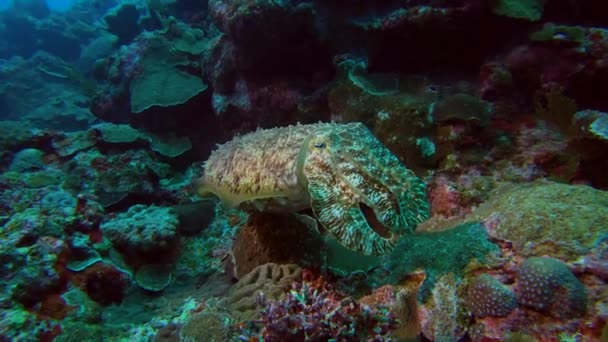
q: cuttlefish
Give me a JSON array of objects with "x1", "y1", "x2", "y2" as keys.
[{"x1": 196, "y1": 122, "x2": 429, "y2": 255}]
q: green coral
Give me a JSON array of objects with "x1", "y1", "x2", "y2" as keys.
[
  {"x1": 134, "y1": 264, "x2": 173, "y2": 292},
  {"x1": 129, "y1": 26, "x2": 209, "y2": 113},
  {"x1": 383, "y1": 223, "x2": 500, "y2": 299},
  {"x1": 530, "y1": 23, "x2": 586, "y2": 45},
  {"x1": 491, "y1": 0, "x2": 546, "y2": 21}
]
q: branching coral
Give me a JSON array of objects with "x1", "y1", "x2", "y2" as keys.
[{"x1": 243, "y1": 270, "x2": 398, "y2": 341}]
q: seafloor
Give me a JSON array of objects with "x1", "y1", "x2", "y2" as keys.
[{"x1": 0, "y1": 0, "x2": 607, "y2": 341}]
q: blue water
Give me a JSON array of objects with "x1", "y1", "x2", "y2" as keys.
[{"x1": 45, "y1": 0, "x2": 73, "y2": 12}]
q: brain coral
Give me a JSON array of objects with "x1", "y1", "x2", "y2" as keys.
[
  {"x1": 466, "y1": 274, "x2": 517, "y2": 318},
  {"x1": 516, "y1": 257, "x2": 587, "y2": 318}
]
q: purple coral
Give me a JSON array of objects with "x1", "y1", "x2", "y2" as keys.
[
  {"x1": 248, "y1": 271, "x2": 397, "y2": 341},
  {"x1": 466, "y1": 274, "x2": 517, "y2": 318},
  {"x1": 516, "y1": 257, "x2": 587, "y2": 318}
]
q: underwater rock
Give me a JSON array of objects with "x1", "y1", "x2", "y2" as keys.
[
  {"x1": 104, "y1": 3, "x2": 141, "y2": 45},
  {"x1": 487, "y1": 25, "x2": 608, "y2": 112},
  {"x1": 328, "y1": 56, "x2": 438, "y2": 171},
  {"x1": 79, "y1": 33, "x2": 119, "y2": 74},
  {"x1": 153, "y1": 322, "x2": 180, "y2": 342},
  {"x1": 209, "y1": 0, "x2": 318, "y2": 64},
  {"x1": 0, "y1": 52, "x2": 96, "y2": 129},
  {"x1": 52, "y1": 130, "x2": 96, "y2": 157},
  {"x1": 203, "y1": 35, "x2": 331, "y2": 133},
  {"x1": 205, "y1": 0, "x2": 332, "y2": 132}
]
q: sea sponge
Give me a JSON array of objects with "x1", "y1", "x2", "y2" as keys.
[
  {"x1": 516, "y1": 257, "x2": 587, "y2": 318},
  {"x1": 466, "y1": 274, "x2": 517, "y2": 318},
  {"x1": 230, "y1": 213, "x2": 322, "y2": 279}
]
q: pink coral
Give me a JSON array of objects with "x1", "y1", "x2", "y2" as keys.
[
  {"x1": 429, "y1": 175, "x2": 462, "y2": 218},
  {"x1": 245, "y1": 270, "x2": 398, "y2": 341}
]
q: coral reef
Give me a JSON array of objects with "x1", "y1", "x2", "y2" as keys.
[{"x1": 0, "y1": 0, "x2": 607, "y2": 340}]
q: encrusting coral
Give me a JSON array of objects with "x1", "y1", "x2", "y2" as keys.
[{"x1": 196, "y1": 122, "x2": 429, "y2": 255}]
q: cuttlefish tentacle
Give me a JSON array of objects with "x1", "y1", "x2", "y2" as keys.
[
  {"x1": 197, "y1": 122, "x2": 429, "y2": 256},
  {"x1": 299, "y1": 123, "x2": 428, "y2": 254}
]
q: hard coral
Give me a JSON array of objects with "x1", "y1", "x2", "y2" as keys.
[
  {"x1": 249, "y1": 270, "x2": 398, "y2": 341},
  {"x1": 70, "y1": 262, "x2": 128, "y2": 305},
  {"x1": 180, "y1": 311, "x2": 230, "y2": 342},
  {"x1": 466, "y1": 274, "x2": 517, "y2": 318},
  {"x1": 222, "y1": 263, "x2": 302, "y2": 319},
  {"x1": 100, "y1": 204, "x2": 180, "y2": 265},
  {"x1": 516, "y1": 257, "x2": 587, "y2": 318}
]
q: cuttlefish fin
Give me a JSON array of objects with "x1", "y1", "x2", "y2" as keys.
[{"x1": 194, "y1": 177, "x2": 242, "y2": 208}]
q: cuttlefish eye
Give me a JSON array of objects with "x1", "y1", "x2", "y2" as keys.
[{"x1": 313, "y1": 141, "x2": 326, "y2": 149}]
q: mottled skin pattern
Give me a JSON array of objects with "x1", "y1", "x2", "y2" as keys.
[{"x1": 197, "y1": 122, "x2": 429, "y2": 255}]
